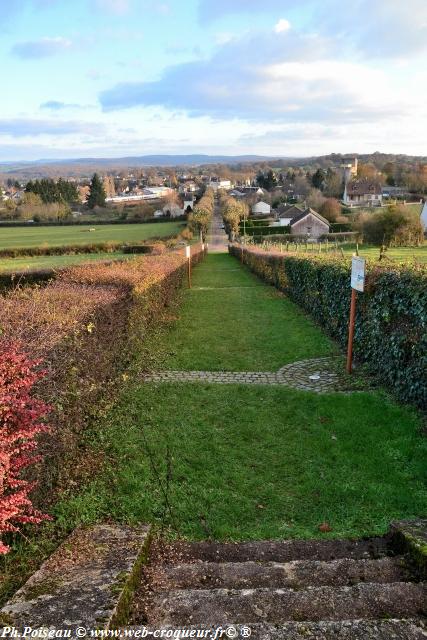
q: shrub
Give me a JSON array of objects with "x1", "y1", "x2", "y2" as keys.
[
  {"x1": 319, "y1": 198, "x2": 342, "y2": 222},
  {"x1": 0, "y1": 245, "x2": 205, "y2": 506},
  {"x1": 357, "y1": 205, "x2": 424, "y2": 246},
  {"x1": 230, "y1": 245, "x2": 427, "y2": 410},
  {"x1": 0, "y1": 342, "x2": 51, "y2": 554}
]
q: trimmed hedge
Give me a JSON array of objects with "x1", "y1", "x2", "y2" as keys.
[
  {"x1": 230, "y1": 244, "x2": 427, "y2": 411},
  {"x1": 0, "y1": 244, "x2": 205, "y2": 505}
]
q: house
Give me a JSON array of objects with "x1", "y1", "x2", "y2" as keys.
[
  {"x1": 229, "y1": 189, "x2": 245, "y2": 198},
  {"x1": 178, "y1": 181, "x2": 198, "y2": 194},
  {"x1": 209, "y1": 178, "x2": 232, "y2": 192},
  {"x1": 142, "y1": 186, "x2": 173, "y2": 200},
  {"x1": 276, "y1": 204, "x2": 304, "y2": 226},
  {"x1": 252, "y1": 201, "x2": 271, "y2": 215},
  {"x1": 289, "y1": 208, "x2": 330, "y2": 240},
  {"x1": 421, "y1": 200, "x2": 427, "y2": 231},
  {"x1": 183, "y1": 195, "x2": 194, "y2": 212},
  {"x1": 343, "y1": 179, "x2": 383, "y2": 206},
  {"x1": 163, "y1": 204, "x2": 184, "y2": 218}
]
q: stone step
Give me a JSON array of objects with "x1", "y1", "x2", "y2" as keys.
[
  {"x1": 158, "y1": 537, "x2": 391, "y2": 565},
  {"x1": 147, "y1": 582, "x2": 427, "y2": 626},
  {"x1": 148, "y1": 556, "x2": 411, "y2": 591},
  {"x1": 126, "y1": 620, "x2": 427, "y2": 640}
]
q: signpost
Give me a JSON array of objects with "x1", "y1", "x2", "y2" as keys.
[
  {"x1": 346, "y1": 256, "x2": 366, "y2": 374},
  {"x1": 185, "y1": 245, "x2": 191, "y2": 289}
]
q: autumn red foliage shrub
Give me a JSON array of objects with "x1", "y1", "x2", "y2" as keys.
[{"x1": 0, "y1": 342, "x2": 51, "y2": 554}]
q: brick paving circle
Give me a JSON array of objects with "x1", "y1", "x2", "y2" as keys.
[{"x1": 141, "y1": 357, "x2": 360, "y2": 394}]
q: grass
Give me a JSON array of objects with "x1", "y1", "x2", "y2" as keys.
[
  {"x1": 55, "y1": 382, "x2": 426, "y2": 541},
  {"x1": 0, "y1": 221, "x2": 184, "y2": 249},
  {"x1": 53, "y1": 254, "x2": 426, "y2": 542},
  {"x1": 0, "y1": 251, "x2": 131, "y2": 272},
  {"x1": 340, "y1": 242, "x2": 427, "y2": 264},
  {"x1": 159, "y1": 254, "x2": 337, "y2": 371}
]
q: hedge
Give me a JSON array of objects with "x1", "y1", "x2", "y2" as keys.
[
  {"x1": 0, "y1": 244, "x2": 205, "y2": 507},
  {"x1": 230, "y1": 244, "x2": 427, "y2": 411},
  {"x1": 0, "y1": 217, "x2": 186, "y2": 227}
]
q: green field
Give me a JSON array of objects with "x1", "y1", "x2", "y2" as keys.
[
  {"x1": 341, "y1": 242, "x2": 427, "y2": 263},
  {"x1": 0, "y1": 221, "x2": 184, "y2": 249},
  {"x1": 0, "y1": 252, "x2": 131, "y2": 273}
]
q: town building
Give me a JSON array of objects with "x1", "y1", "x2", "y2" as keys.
[
  {"x1": 343, "y1": 179, "x2": 383, "y2": 207},
  {"x1": 252, "y1": 201, "x2": 271, "y2": 215}
]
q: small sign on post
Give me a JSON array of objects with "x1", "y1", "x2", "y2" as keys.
[
  {"x1": 351, "y1": 256, "x2": 366, "y2": 292},
  {"x1": 185, "y1": 245, "x2": 191, "y2": 289},
  {"x1": 347, "y1": 256, "x2": 366, "y2": 374}
]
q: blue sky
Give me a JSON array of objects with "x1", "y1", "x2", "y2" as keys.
[{"x1": 1, "y1": 0, "x2": 426, "y2": 160}]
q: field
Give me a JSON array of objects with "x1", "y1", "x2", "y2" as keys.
[
  {"x1": 265, "y1": 240, "x2": 427, "y2": 263},
  {"x1": 341, "y1": 242, "x2": 427, "y2": 263},
  {"x1": 0, "y1": 251, "x2": 131, "y2": 272},
  {"x1": 0, "y1": 221, "x2": 184, "y2": 249}
]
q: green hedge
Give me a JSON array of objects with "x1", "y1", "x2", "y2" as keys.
[
  {"x1": 230, "y1": 245, "x2": 427, "y2": 410},
  {"x1": 242, "y1": 226, "x2": 289, "y2": 237}
]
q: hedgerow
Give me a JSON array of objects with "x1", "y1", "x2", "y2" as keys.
[
  {"x1": 0, "y1": 245, "x2": 205, "y2": 515},
  {"x1": 230, "y1": 244, "x2": 427, "y2": 410}
]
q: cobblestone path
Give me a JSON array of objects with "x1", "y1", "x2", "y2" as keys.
[{"x1": 142, "y1": 357, "x2": 357, "y2": 393}]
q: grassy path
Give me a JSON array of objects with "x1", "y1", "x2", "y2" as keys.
[{"x1": 58, "y1": 253, "x2": 427, "y2": 541}]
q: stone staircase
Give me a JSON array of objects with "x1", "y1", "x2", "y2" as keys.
[{"x1": 132, "y1": 528, "x2": 427, "y2": 639}]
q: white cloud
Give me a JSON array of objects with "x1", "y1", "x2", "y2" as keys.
[{"x1": 274, "y1": 19, "x2": 291, "y2": 34}]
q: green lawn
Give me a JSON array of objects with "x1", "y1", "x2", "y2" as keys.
[
  {"x1": 0, "y1": 251, "x2": 131, "y2": 272},
  {"x1": 158, "y1": 254, "x2": 337, "y2": 371},
  {"x1": 57, "y1": 382, "x2": 425, "y2": 541},
  {"x1": 340, "y1": 242, "x2": 427, "y2": 263},
  {"x1": 0, "y1": 221, "x2": 184, "y2": 249},
  {"x1": 53, "y1": 253, "x2": 426, "y2": 542}
]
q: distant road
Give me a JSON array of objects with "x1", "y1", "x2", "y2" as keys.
[{"x1": 208, "y1": 202, "x2": 229, "y2": 253}]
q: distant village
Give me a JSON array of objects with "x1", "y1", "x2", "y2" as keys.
[{"x1": 1, "y1": 155, "x2": 426, "y2": 237}]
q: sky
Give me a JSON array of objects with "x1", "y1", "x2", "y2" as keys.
[{"x1": 0, "y1": 0, "x2": 426, "y2": 161}]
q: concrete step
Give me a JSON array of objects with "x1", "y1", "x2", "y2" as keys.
[
  {"x1": 148, "y1": 582, "x2": 427, "y2": 626},
  {"x1": 149, "y1": 556, "x2": 411, "y2": 591},
  {"x1": 126, "y1": 620, "x2": 427, "y2": 640},
  {"x1": 158, "y1": 537, "x2": 392, "y2": 565}
]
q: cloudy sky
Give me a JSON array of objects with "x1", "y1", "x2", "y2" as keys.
[{"x1": 1, "y1": 0, "x2": 426, "y2": 160}]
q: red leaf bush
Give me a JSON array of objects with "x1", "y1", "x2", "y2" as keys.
[{"x1": 0, "y1": 341, "x2": 51, "y2": 554}]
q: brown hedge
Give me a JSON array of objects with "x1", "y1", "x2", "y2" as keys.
[{"x1": 0, "y1": 244, "x2": 205, "y2": 504}]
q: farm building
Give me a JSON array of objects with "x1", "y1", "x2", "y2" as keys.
[{"x1": 289, "y1": 208, "x2": 330, "y2": 240}]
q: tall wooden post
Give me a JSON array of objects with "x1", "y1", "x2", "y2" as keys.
[
  {"x1": 346, "y1": 289, "x2": 357, "y2": 374},
  {"x1": 186, "y1": 245, "x2": 191, "y2": 289}
]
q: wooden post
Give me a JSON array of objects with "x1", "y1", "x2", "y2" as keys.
[
  {"x1": 346, "y1": 289, "x2": 357, "y2": 374},
  {"x1": 186, "y1": 245, "x2": 191, "y2": 289},
  {"x1": 241, "y1": 245, "x2": 244, "y2": 263}
]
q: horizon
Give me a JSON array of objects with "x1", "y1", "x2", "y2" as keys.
[{"x1": 1, "y1": 1, "x2": 426, "y2": 161}]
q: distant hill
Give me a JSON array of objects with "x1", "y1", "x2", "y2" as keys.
[
  {"x1": 0, "y1": 154, "x2": 281, "y2": 178},
  {"x1": 0, "y1": 152, "x2": 425, "y2": 180}
]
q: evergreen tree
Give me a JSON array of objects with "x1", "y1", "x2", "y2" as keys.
[
  {"x1": 311, "y1": 168, "x2": 326, "y2": 190},
  {"x1": 87, "y1": 173, "x2": 106, "y2": 209}
]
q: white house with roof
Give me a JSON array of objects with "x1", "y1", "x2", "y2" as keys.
[
  {"x1": 252, "y1": 201, "x2": 271, "y2": 215},
  {"x1": 421, "y1": 200, "x2": 427, "y2": 231}
]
